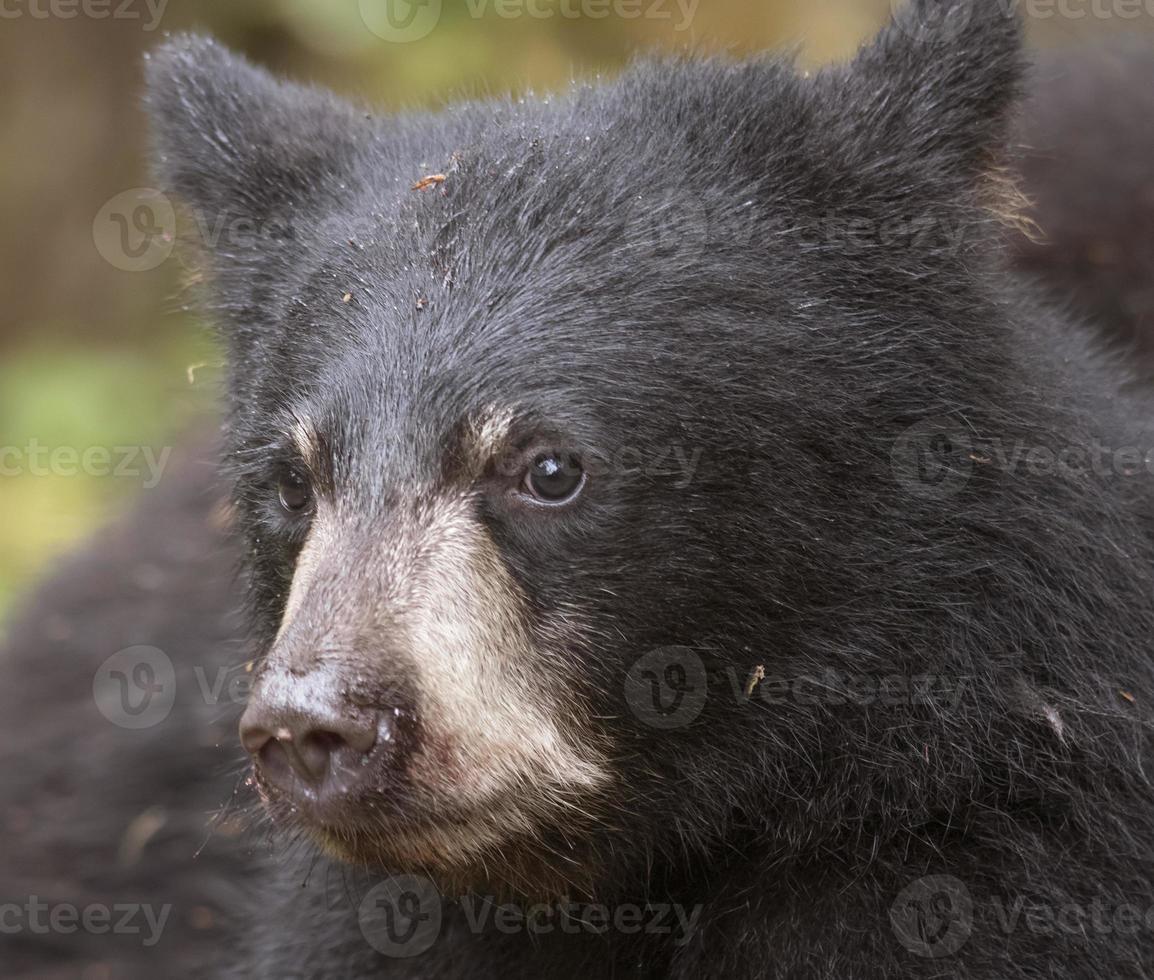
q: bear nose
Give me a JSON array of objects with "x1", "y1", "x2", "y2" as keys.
[
  {"x1": 239, "y1": 680, "x2": 411, "y2": 815},
  {"x1": 240, "y1": 703, "x2": 378, "y2": 781}
]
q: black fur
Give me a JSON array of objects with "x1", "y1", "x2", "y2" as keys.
[{"x1": 4, "y1": 1, "x2": 1154, "y2": 976}]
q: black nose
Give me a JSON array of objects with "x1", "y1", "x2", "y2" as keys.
[{"x1": 239, "y1": 679, "x2": 410, "y2": 815}]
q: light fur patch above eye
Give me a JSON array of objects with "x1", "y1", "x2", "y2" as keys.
[
  {"x1": 290, "y1": 416, "x2": 322, "y2": 474},
  {"x1": 453, "y1": 405, "x2": 520, "y2": 480}
]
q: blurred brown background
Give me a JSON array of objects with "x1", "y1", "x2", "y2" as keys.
[{"x1": 0, "y1": 0, "x2": 1148, "y2": 621}]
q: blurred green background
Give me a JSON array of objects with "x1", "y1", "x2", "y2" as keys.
[{"x1": 0, "y1": 0, "x2": 1145, "y2": 624}]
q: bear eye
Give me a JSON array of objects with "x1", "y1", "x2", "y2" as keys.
[
  {"x1": 523, "y1": 453, "x2": 585, "y2": 504},
  {"x1": 277, "y1": 470, "x2": 313, "y2": 514}
]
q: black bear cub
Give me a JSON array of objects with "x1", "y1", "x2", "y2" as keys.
[{"x1": 6, "y1": 0, "x2": 1154, "y2": 976}]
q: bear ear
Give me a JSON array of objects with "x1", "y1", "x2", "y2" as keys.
[
  {"x1": 144, "y1": 35, "x2": 376, "y2": 233},
  {"x1": 825, "y1": 0, "x2": 1024, "y2": 185}
]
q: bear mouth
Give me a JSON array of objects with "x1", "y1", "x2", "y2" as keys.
[
  {"x1": 250, "y1": 749, "x2": 493, "y2": 860},
  {"x1": 308, "y1": 813, "x2": 610, "y2": 901},
  {"x1": 249, "y1": 749, "x2": 414, "y2": 831}
]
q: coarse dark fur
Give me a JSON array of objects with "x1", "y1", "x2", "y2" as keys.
[{"x1": 4, "y1": 1, "x2": 1154, "y2": 977}]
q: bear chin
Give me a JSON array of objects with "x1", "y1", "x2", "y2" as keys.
[
  {"x1": 259, "y1": 780, "x2": 612, "y2": 901},
  {"x1": 308, "y1": 820, "x2": 611, "y2": 903}
]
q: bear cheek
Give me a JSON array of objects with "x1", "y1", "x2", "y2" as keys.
[{"x1": 393, "y1": 500, "x2": 613, "y2": 812}]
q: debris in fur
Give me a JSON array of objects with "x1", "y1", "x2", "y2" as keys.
[
  {"x1": 412, "y1": 174, "x2": 447, "y2": 191},
  {"x1": 744, "y1": 665, "x2": 766, "y2": 697}
]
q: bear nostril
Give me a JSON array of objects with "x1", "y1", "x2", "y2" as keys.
[
  {"x1": 242, "y1": 713, "x2": 378, "y2": 774},
  {"x1": 255, "y1": 737, "x2": 296, "y2": 787},
  {"x1": 238, "y1": 690, "x2": 413, "y2": 816},
  {"x1": 251, "y1": 729, "x2": 358, "y2": 785}
]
